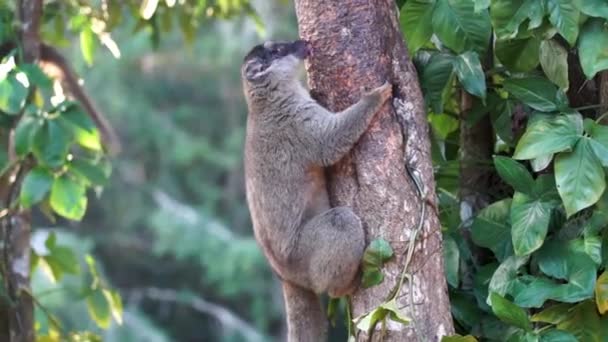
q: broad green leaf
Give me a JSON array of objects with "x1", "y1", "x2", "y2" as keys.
[
  {"x1": 442, "y1": 335, "x2": 478, "y2": 342},
  {"x1": 530, "y1": 154, "x2": 553, "y2": 172},
  {"x1": 87, "y1": 288, "x2": 111, "y2": 329},
  {"x1": 421, "y1": 53, "x2": 455, "y2": 114},
  {"x1": 361, "y1": 238, "x2": 393, "y2": 288},
  {"x1": 20, "y1": 167, "x2": 53, "y2": 208},
  {"x1": 539, "y1": 40, "x2": 569, "y2": 90},
  {"x1": 443, "y1": 235, "x2": 459, "y2": 287},
  {"x1": 0, "y1": 73, "x2": 28, "y2": 114},
  {"x1": 80, "y1": 26, "x2": 96, "y2": 66},
  {"x1": 453, "y1": 51, "x2": 486, "y2": 100},
  {"x1": 488, "y1": 255, "x2": 529, "y2": 300},
  {"x1": 490, "y1": 0, "x2": 544, "y2": 39},
  {"x1": 555, "y1": 138, "x2": 606, "y2": 216},
  {"x1": 474, "y1": 0, "x2": 489, "y2": 12},
  {"x1": 495, "y1": 36, "x2": 541, "y2": 72},
  {"x1": 59, "y1": 106, "x2": 102, "y2": 151},
  {"x1": 513, "y1": 277, "x2": 561, "y2": 308},
  {"x1": 546, "y1": 0, "x2": 580, "y2": 45},
  {"x1": 14, "y1": 116, "x2": 42, "y2": 157},
  {"x1": 596, "y1": 271, "x2": 608, "y2": 314},
  {"x1": 503, "y1": 77, "x2": 559, "y2": 112},
  {"x1": 583, "y1": 119, "x2": 608, "y2": 166},
  {"x1": 40, "y1": 233, "x2": 80, "y2": 282},
  {"x1": 490, "y1": 98, "x2": 515, "y2": 144},
  {"x1": 531, "y1": 303, "x2": 572, "y2": 324},
  {"x1": 400, "y1": 0, "x2": 436, "y2": 53},
  {"x1": 50, "y1": 175, "x2": 87, "y2": 221},
  {"x1": 451, "y1": 292, "x2": 483, "y2": 329},
  {"x1": 493, "y1": 156, "x2": 534, "y2": 194},
  {"x1": 355, "y1": 298, "x2": 409, "y2": 333},
  {"x1": 471, "y1": 199, "x2": 513, "y2": 261},
  {"x1": 428, "y1": 113, "x2": 459, "y2": 139},
  {"x1": 69, "y1": 159, "x2": 108, "y2": 186},
  {"x1": 580, "y1": 0, "x2": 608, "y2": 20},
  {"x1": 514, "y1": 113, "x2": 582, "y2": 160},
  {"x1": 507, "y1": 331, "x2": 539, "y2": 342},
  {"x1": 578, "y1": 19, "x2": 608, "y2": 79},
  {"x1": 556, "y1": 301, "x2": 602, "y2": 342},
  {"x1": 490, "y1": 292, "x2": 531, "y2": 331},
  {"x1": 32, "y1": 120, "x2": 73, "y2": 168},
  {"x1": 510, "y1": 192, "x2": 554, "y2": 256},
  {"x1": 539, "y1": 330, "x2": 578, "y2": 342},
  {"x1": 432, "y1": 0, "x2": 491, "y2": 54}
]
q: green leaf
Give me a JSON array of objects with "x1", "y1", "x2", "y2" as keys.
[
  {"x1": 471, "y1": 199, "x2": 513, "y2": 261},
  {"x1": 432, "y1": 0, "x2": 491, "y2": 54},
  {"x1": 361, "y1": 238, "x2": 393, "y2": 288},
  {"x1": 555, "y1": 138, "x2": 606, "y2": 216},
  {"x1": 510, "y1": 191, "x2": 554, "y2": 256},
  {"x1": 546, "y1": 0, "x2": 580, "y2": 45},
  {"x1": 495, "y1": 36, "x2": 541, "y2": 72},
  {"x1": 488, "y1": 255, "x2": 529, "y2": 300},
  {"x1": 18, "y1": 64, "x2": 52, "y2": 91},
  {"x1": 514, "y1": 113, "x2": 582, "y2": 160},
  {"x1": 87, "y1": 288, "x2": 111, "y2": 329},
  {"x1": 50, "y1": 174, "x2": 87, "y2": 221},
  {"x1": 421, "y1": 53, "x2": 455, "y2": 114},
  {"x1": 596, "y1": 271, "x2": 608, "y2": 314},
  {"x1": 0, "y1": 73, "x2": 28, "y2": 114},
  {"x1": 490, "y1": 292, "x2": 531, "y2": 331},
  {"x1": 20, "y1": 167, "x2": 53, "y2": 208},
  {"x1": 531, "y1": 303, "x2": 572, "y2": 324},
  {"x1": 584, "y1": 119, "x2": 608, "y2": 166},
  {"x1": 540, "y1": 330, "x2": 578, "y2": 342},
  {"x1": 354, "y1": 298, "x2": 409, "y2": 333},
  {"x1": 503, "y1": 77, "x2": 559, "y2": 112},
  {"x1": 14, "y1": 116, "x2": 42, "y2": 157},
  {"x1": 32, "y1": 120, "x2": 73, "y2": 168},
  {"x1": 428, "y1": 113, "x2": 459, "y2": 139},
  {"x1": 400, "y1": 0, "x2": 436, "y2": 53},
  {"x1": 555, "y1": 301, "x2": 602, "y2": 342},
  {"x1": 490, "y1": 0, "x2": 545, "y2": 38},
  {"x1": 69, "y1": 159, "x2": 108, "y2": 186},
  {"x1": 443, "y1": 235, "x2": 459, "y2": 287},
  {"x1": 578, "y1": 19, "x2": 608, "y2": 79},
  {"x1": 580, "y1": 0, "x2": 608, "y2": 20},
  {"x1": 80, "y1": 26, "x2": 96, "y2": 66},
  {"x1": 539, "y1": 40, "x2": 569, "y2": 90},
  {"x1": 59, "y1": 104, "x2": 102, "y2": 151},
  {"x1": 493, "y1": 156, "x2": 534, "y2": 194},
  {"x1": 490, "y1": 98, "x2": 516, "y2": 144},
  {"x1": 453, "y1": 51, "x2": 486, "y2": 100},
  {"x1": 103, "y1": 289, "x2": 123, "y2": 325}
]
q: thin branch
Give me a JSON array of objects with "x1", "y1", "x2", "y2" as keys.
[{"x1": 127, "y1": 287, "x2": 266, "y2": 342}]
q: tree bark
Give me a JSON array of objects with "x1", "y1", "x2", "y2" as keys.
[
  {"x1": 294, "y1": 1, "x2": 454, "y2": 340},
  {"x1": 0, "y1": 1, "x2": 42, "y2": 341}
]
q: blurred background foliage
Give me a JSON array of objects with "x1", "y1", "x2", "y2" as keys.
[{"x1": 25, "y1": 0, "x2": 299, "y2": 341}]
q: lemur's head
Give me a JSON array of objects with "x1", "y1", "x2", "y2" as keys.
[{"x1": 241, "y1": 40, "x2": 309, "y2": 85}]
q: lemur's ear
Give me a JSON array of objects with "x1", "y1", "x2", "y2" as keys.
[{"x1": 244, "y1": 59, "x2": 266, "y2": 82}]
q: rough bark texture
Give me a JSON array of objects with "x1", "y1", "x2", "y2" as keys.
[
  {"x1": 0, "y1": 1, "x2": 42, "y2": 341},
  {"x1": 599, "y1": 71, "x2": 608, "y2": 124},
  {"x1": 294, "y1": 1, "x2": 454, "y2": 340}
]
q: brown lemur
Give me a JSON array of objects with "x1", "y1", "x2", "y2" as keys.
[{"x1": 241, "y1": 40, "x2": 392, "y2": 342}]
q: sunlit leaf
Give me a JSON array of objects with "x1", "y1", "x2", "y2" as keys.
[
  {"x1": 595, "y1": 271, "x2": 608, "y2": 314},
  {"x1": 555, "y1": 138, "x2": 606, "y2": 217},
  {"x1": 503, "y1": 77, "x2": 559, "y2": 112},
  {"x1": 400, "y1": 0, "x2": 436, "y2": 53},
  {"x1": 453, "y1": 51, "x2": 486, "y2": 100},
  {"x1": 80, "y1": 25, "x2": 96, "y2": 66},
  {"x1": 87, "y1": 288, "x2": 111, "y2": 329},
  {"x1": 513, "y1": 113, "x2": 582, "y2": 160},
  {"x1": 32, "y1": 120, "x2": 73, "y2": 168},
  {"x1": 493, "y1": 156, "x2": 534, "y2": 194},
  {"x1": 50, "y1": 174, "x2": 87, "y2": 221},
  {"x1": 539, "y1": 39, "x2": 569, "y2": 90},
  {"x1": 546, "y1": 0, "x2": 580, "y2": 45}
]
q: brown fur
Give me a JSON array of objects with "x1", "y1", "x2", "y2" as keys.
[{"x1": 242, "y1": 40, "x2": 391, "y2": 342}]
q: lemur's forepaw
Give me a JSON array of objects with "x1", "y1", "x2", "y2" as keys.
[{"x1": 376, "y1": 82, "x2": 393, "y2": 103}]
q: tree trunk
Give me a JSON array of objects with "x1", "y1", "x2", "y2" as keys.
[
  {"x1": 294, "y1": 1, "x2": 454, "y2": 340},
  {"x1": 0, "y1": 1, "x2": 42, "y2": 341}
]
